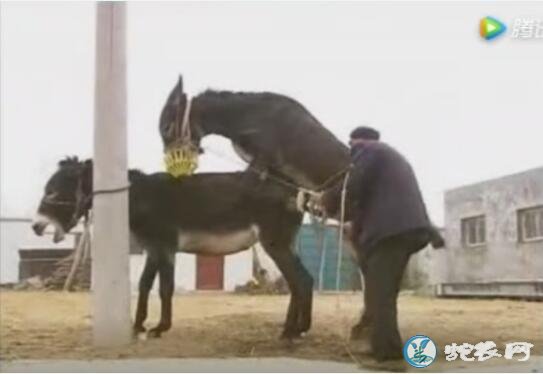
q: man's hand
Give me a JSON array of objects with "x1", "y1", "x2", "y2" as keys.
[
  {"x1": 296, "y1": 190, "x2": 325, "y2": 217},
  {"x1": 321, "y1": 188, "x2": 341, "y2": 218}
]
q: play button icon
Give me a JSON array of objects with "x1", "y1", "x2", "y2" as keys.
[{"x1": 480, "y1": 16, "x2": 507, "y2": 40}]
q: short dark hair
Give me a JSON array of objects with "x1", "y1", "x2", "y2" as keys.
[{"x1": 350, "y1": 126, "x2": 380, "y2": 141}]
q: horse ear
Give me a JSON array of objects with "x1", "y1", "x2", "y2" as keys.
[{"x1": 177, "y1": 75, "x2": 184, "y2": 93}]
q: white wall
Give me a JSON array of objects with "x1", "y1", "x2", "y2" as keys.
[
  {"x1": 130, "y1": 251, "x2": 253, "y2": 292},
  {"x1": 129, "y1": 252, "x2": 196, "y2": 294},
  {"x1": 0, "y1": 220, "x2": 30, "y2": 283},
  {"x1": 224, "y1": 250, "x2": 253, "y2": 291},
  {"x1": 0, "y1": 218, "x2": 76, "y2": 283},
  {"x1": 253, "y1": 244, "x2": 282, "y2": 281}
]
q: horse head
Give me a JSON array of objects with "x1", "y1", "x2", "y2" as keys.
[{"x1": 159, "y1": 75, "x2": 205, "y2": 153}]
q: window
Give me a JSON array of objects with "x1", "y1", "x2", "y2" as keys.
[
  {"x1": 518, "y1": 206, "x2": 543, "y2": 242},
  {"x1": 461, "y1": 215, "x2": 486, "y2": 247}
]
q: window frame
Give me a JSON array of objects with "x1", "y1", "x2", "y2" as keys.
[
  {"x1": 517, "y1": 205, "x2": 543, "y2": 243},
  {"x1": 461, "y1": 215, "x2": 487, "y2": 248}
]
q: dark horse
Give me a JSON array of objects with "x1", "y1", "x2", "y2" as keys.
[
  {"x1": 32, "y1": 157, "x2": 313, "y2": 339},
  {"x1": 158, "y1": 77, "x2": 442, "y2": 361},
  {"x1": 159, "y1": 76, "x2": 351, "y2": 190}
]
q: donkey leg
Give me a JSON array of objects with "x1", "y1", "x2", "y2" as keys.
[
  {"x1": 148, "y1": 252, "x2": 175, "y2": 338},
  {"x1": 264, "y1": 246, "x2": 313, "y2": 339},
  {"x1": 134, "y1": 255, "x2": 158, "y2": 334}
]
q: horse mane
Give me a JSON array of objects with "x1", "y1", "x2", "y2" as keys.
[{"x1": 197, "y1": 89, "x2": 304, "y2": 109}]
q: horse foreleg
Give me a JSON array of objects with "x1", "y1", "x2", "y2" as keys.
[
  {"x1": 134, "y1": 255, "x2": 158, "y2": 335},
  {"x1": 148, "y1": 252, "x2": 175, "y2": 338},
  {"x1": 294, "y1": 256, "x2": 313, "y2": 334}
]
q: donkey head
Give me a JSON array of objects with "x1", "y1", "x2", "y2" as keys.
[
  {"x1": 32, "y1": 157, "x2": 93, "y2": 242},
  {"x1": 159, "y1": 75, "x2": 205, "y2": 153}
]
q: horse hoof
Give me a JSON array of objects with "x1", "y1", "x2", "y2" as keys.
[
  {"x1": 374, "y1": 350, "x2": 404, "y2": 362},
  {"x1": 350, "y1": 325, "x2": 370, "y2": 341},
  {"x1": 371, "y1": 340, "x2": 403, "y2": 362},
  {"x1": 349, "y1": 339, "x2": 372, "y2": 355},
  {"x1": 137, "y1": 332, "x2": 147, "y2": 341}
]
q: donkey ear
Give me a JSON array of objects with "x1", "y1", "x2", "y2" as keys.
[
  {"x1": 76, "y1": 159, "x2": 92, "y2": 174},
  {"x1": 81, "y1": 159, "x2": 93, "y2": 182},
  {"x1": 59, "y1": 155, "x2": 71, "y2": 167},
  {"x1": 177, "y1": 75, "x2": 184, "y2": 93}
]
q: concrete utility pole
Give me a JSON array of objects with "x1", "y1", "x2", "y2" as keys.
[{"x1": 92, "y1": 1, "x2": 131, "y2": 347}]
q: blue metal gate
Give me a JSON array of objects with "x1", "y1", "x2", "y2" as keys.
[{"x1": 296, "y1": 224, "x2": 361, "y2": 291}]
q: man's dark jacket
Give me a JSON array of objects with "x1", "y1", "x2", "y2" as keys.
[{"x1": 325, "y1": 141, "x2": 432, "y2": 250}]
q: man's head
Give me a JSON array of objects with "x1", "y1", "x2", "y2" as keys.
[{"x1": 349, "y1": 126, "x2": 380, "y2": 147}]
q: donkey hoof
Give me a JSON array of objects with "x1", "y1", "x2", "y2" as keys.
[
  {"x1": 133, "y1": 326, "x2": 146, "y2": 337},
  {"x1": 280, "y1": 329, "x2": 302, "y2": 340},
  {"x1": 147, "y1": 328, "x2": 163, "y2": 338}
]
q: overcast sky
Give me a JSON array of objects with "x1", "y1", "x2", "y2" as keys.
[{"x1": 1, "y1": 1, "x2": 542, "y2": 225}]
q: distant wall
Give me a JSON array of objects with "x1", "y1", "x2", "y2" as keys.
[
  {"x1": 0, "y1": 218, "x2": 76, "y2": 283},
  {"x1": 224, "y1": 250, "x2": 253, "y2": 291},
  {"x1": 127, "y1": 251, "x2": 252, "y2": 293},
  {"x1": 129, "y1": 253, "x2": 196, "y2": 293},
  {"x1": 442, "y1": 167, "x2": 543, "y2": 283},
  {"x1": 2, "y1": 218, "x2": 253, "y2": 291}
]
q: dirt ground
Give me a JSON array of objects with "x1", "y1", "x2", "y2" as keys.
[{"x1": 1, "y1": 291, "x2": 542, "y2": 369}]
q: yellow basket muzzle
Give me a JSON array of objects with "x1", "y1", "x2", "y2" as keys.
[{"x1": 164, "y1": 146, "x2": 199, "y2": 178}]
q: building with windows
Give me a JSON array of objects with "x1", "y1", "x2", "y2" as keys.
[{"x1": 435, "y1": 166, "x2": 543, "y2": 297}]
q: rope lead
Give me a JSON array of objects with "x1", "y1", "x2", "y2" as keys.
[{"x1": 336, "y1": 171, "x2": 350, "y2": 291}]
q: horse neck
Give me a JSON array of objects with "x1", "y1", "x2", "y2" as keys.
[{"x1": 192, "y1": 92, "x2": 247, "y2": 138}]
